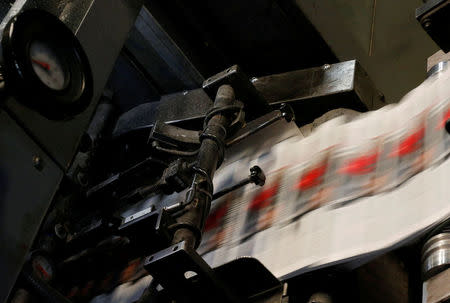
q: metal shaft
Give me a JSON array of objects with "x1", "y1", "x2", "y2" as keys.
[
  {"x1": 212, "y1": 179, "x2": 251, "y2": 201},
  {"x1": 172, "y1": 85, "x2": 235, "y2": 249},
  {"x1": 212, "y1": 166, "x2": 266, "y2": 201}
]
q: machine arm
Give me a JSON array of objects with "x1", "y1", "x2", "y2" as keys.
[{"x1": 171, "y1": 84, "x2": 238, "y2": 249}]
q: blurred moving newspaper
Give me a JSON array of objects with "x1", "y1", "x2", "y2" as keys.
[
  {"x1": 198, "y1": 68, "x2": 450, "y2": 279},
  {"x1": 121, "y1": 69, "x2": 450, "y2": 280}
]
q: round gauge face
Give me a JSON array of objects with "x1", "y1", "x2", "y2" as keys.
[
  {"x1": 29, "y1": 40, "x2": 68, "y2": 91},
  {"x1": 2, "y1": 9, "x2": 93, "y2": 119},
  {"x1": 31, "y1": 255, "x2": 54, "y2": 283}
]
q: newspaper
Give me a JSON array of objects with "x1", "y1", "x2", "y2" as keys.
[
  {"x1": 197, "y1": 69, "x2": 450, "y2": 279},
  {"x1": 118, "y1": 68, "x2": 450, "y2": 280}
]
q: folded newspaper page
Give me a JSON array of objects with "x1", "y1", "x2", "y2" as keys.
[
  {"x1": 119, "y1": 68, "x2": 450, "y2": 280},
  {"x1": 198, "y1": 69, "x2": 450, "y2": 279}
]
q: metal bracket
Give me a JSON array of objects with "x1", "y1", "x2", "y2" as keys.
[
  {"x1": 416, "y1": 0, "x2": 450, "y2": 52},
  {"x1": 144, "y1": 242, "x2": 283, "y2": 303},
  {"x1": 226, "y1": 103, "x2": 295, "y2": 147},
  {"x1": 214, "y1": 257, "x2": 283, "y2": 303},
  {"x1": 144, "y1": 241, "x2": 241, "y2": 303},
  {"x1": 203, "y1": 65, "x2": 270, "y2": 120},
  {"x1": 149, "y1": 120, "x2": 201, "y2": 148},
  {"x1": 118, "y1": 208, "x2": 175, "y2": 254}
]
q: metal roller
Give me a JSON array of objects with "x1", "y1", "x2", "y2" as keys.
[{"x1": 422, "y1": 232, "x2": 450, "y2": 280}]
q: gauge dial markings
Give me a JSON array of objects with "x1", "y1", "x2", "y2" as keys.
[{"x1": 29, "y1": 40, "x2": 67, "y2": 91}]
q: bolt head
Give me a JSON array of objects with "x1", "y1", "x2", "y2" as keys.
[
  {"x1": 32, "y1": 156, "x2": 43, "y2": 170},
  {"x1": 250, "y1": 166, "x2": 266, "y2": 186},
  {"x1": 422, "y1": 18, "x2": 432, "y2": 29},
  {"x1": 279, "y1": 103, "x2": 295, "y2": 122},
  {"x1": 54, "y1": 223, "x2": 67, "y2": 240}
]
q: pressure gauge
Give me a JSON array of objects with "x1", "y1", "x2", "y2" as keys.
[
  {"x1": 30, "y1": 253, "x2": 55, "y2": 283},
  {"x1": 1, "y1": 9, "x2": 93, "y2": 119},
  {"x1": 29, "y1": 40, "x2": 69, "y2": 91}
]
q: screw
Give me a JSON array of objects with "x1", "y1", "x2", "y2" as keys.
[
  {"x1": 279, "y1": 103, "x2": 295, "y2": 122},
  {"x1": 32, "y1": 156, "x2": 43, "y2": 171},
  {"x1": 192, "y1": 198, "x2": 199, "y2": 207},
  {"x1": 323, "y1": 64, "x2": 331, "y2": 70},
  {"x1": 423, "y1": 18, "x2": 432, "y2": 29},
  {"x1": 250, "y1": 77, "x2": 258, "y2": 83},
  {"x1": 282, "y1": 283, "x2": 288, "y2": 296},
  {"x1": 54, "y1": 223, "x2": 67, "y2": 240}
]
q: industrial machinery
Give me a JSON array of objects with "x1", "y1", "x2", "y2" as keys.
[{"x1": 0, "y1": 1, "x2": 449, "y2": 303}]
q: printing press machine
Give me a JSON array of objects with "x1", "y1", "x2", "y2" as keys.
[{"x1": 0, "y1": 1, "x2": 449, "y2": 303}]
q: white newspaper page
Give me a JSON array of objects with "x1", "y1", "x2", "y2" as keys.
[{"x1": 199, "y1": 68, "x2": 450, "y2": 279}]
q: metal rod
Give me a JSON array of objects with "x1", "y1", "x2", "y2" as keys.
[
  {"x1": 212, "y1": 166, "x2": 266, "y2": 200},
  {"x1": 226, "y1": 103, "x2": 294, "y2": 147},
  {"x1": 171, "y1": 85, "x2": 236, "y2": 249},
  {"x1": 212, "y1": 179, "x2": 251, "y2": 201},
  {"x1": 226, "y1": 111, "x2": 282, "y2": 146}
]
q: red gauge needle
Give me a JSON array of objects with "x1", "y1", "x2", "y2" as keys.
[
  {"x1": 32, "y1": 59, "x2": 50, "y2": 71},
  {"x1": 36, "y1": 264, "x2": 50, "y2": 278}
]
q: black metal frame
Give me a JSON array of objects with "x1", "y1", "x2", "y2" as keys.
[
  {"x1": 416, "y1": 0, "x2": 450, "y2": 52},
  {"x1": 112, "y1": 60, "x2": 382, "y2": 140},
  {"x1": 144, "y1": 243, "x2": 282, "y2": 303},
  {"x1": 115, "y1": 78, "x2": 288, "y2": 303}
]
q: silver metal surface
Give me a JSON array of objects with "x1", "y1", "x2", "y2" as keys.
[
  {"x1": 0, "y1": 110, "x2": 63, "y2": 303},
  {"x1": 0, "y1": 0, "x2": 27, "y2": 31},
  {"x1": 0, "y1": 0, "x2": 86, "y2": 32},
  {"x1": 422, "y1": 233, "x2": 450, "y2": 279},
  {"x1": 3, "y1": 0, "x2": 143, "y2": 170},
  {"x1": 308, "y1": 293, "x2": 333, "y2": 303},
  {"x1": 427, "y1": 61, "x2": 449, "y2": 78},
  {"x1": 0, "y1": 2, "x2": 13, "y2": 20}
]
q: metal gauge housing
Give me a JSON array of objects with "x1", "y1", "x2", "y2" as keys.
[
  {"x1": 1, "y1": 9, "x2": 93, "y2": 120},
  {"x1": 30, "y1": 253, "x2": 55, "y2": 283}
]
